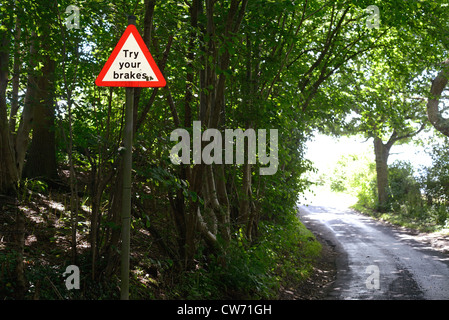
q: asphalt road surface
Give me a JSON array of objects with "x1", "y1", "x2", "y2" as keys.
[{"x1": 298, "y1": 198, "x2": 449, "y2": 300}]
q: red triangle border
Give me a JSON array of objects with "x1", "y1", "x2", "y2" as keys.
[{"x1": 95, "y1": 25, "x2": 166, "y2": 88}]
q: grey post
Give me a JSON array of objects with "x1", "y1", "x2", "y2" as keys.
[{"x1": 120, "y1": 14, "x2": 136, "y2": 300}]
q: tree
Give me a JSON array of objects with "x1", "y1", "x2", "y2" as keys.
[
  {"x1": 0, "y1": 1, "x2": 61, "y2": 192},
  {"x1": 170, "y1": 0, "x2": 387, "y2": 261},
  {"x1": 322, "y1": 48, "x2": 428, "y2": 210},
  {"x1": 0, "y1": 4, "x2": 18, "y2": 194},
  {"x1": 427, "y1": 60, "x2": 449, "y2": 137},
  {"x1": 22, "y1": 55, "x2": 58, "y2": 181},
  {"x1": 315, "y1": 0, "x2": 449, "y2": 211}
]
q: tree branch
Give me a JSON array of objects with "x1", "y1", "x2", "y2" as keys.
[{"x1": 426, "y1": 59, "x2": 449, "y2": 137}]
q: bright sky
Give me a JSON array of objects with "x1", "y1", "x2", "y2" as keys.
[
  {"x1": 305, "y1": 132, "x2": 433, "y2": 175},
  {"x1": 300, "y1": 132, "x2": 434, "y2": 207}
]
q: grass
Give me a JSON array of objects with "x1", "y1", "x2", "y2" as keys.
[{"x1": 352, "y1": 202, "x2": 449, "y2": 234}]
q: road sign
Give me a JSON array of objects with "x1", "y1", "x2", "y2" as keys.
[{"x1": 95, "y1": 24, "x2": 166, "y2": 87}]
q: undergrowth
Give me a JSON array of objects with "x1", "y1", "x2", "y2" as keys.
[
  {"x1": 1, "y1": 188, "x2": 322, "y2": 300},
  {"x1": 141, "y1": 214, "x2": 321, "y2": 300}
]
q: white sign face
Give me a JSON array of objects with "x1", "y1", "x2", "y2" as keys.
[
  {"x1": 102, "y1": 33, "x2": 158, "y2": 82},
  {"x1": 95, "y1": 25, "x2": 166, "y2": 88}
]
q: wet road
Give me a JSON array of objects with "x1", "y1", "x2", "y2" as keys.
[{"x1": 298, "y1": 203, "x2": 449, "y2": 300}]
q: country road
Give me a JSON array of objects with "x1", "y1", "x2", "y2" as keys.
[{"x1": 298, "y1": 192, "x2": 449, "y2": 300}]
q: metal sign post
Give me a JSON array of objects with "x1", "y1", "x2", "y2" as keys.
[
  {"x1": 120, "y1": 86, "x2": 134, "y2": 300},
  {"x1": 95, "y1": 14, "x2": 166, "y2": 300}
]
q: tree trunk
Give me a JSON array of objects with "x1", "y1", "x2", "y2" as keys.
[
  {"x1": 372, "y1": 125, "x2": 425, "y2": 212},
  {"x1": 9, "y1": 17, "x2": 21, "y2": 133},
  {"x1": 103, "y1": 160, "x2": 123, "y2": 278},
  {"x1": 373, "y1": 136, "x2": 391, "y2": 212},
  {"x1": 15, "y1": 34, "x2": 39, "y2": 179},
  {"x1": 0, "y1": 26, "x2": 19, "y2": 194},
  {"x1": 214, "y1": 164, "x2": 231, "y2": 243},
  {"x1": 23, "y1": 56, "x2": 58, "y2": 181}
]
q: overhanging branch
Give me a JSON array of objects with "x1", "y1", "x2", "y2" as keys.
[{"x1": 426, "y1": 59, "x2": 449, "y2": 137}]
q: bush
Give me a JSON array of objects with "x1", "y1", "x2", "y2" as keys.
[
  {"x1": 326, "y1": 143, "x2": 449, "y2": 232},
  {"x1": 328, "y1": 152, "x2": 377, "y2": 208},
  {"x1": 0, "y1": 251, "x2": 18, "y2": 299},
  {"x1": 169, "y1": 212, "x2": 321, "y2": 299},
  {"x1": 420, "y1": 139, "x2": 449, "y2": 227},
  {"x1": 388, "y1": 161, "x2": 424, "y2": 218}
]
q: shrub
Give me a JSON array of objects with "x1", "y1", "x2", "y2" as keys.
[
  {"x1": 169, "y1": 211, "x2": 321, "y2": 299},
  {"x1": 388, "y1": 160, "x2": 424, "y2": 218},
  {"x1": 419, "y1": 140, "x2": 449, "y2": 227},
  {"x1": 328, "y1": 152, "x2": 377, "y2": 208}
]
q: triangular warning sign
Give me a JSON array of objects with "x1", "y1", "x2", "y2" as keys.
[{"x1": 95, "y1": 25, "x2": 166, "y2": 87}]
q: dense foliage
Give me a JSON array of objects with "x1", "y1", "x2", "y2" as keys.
[
  {"x1": 1, "y1": 0, "x2": 449, "y2": 300},
  {"x1": 329, "y1": 142, "x2": 449, "y2": 232}
]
